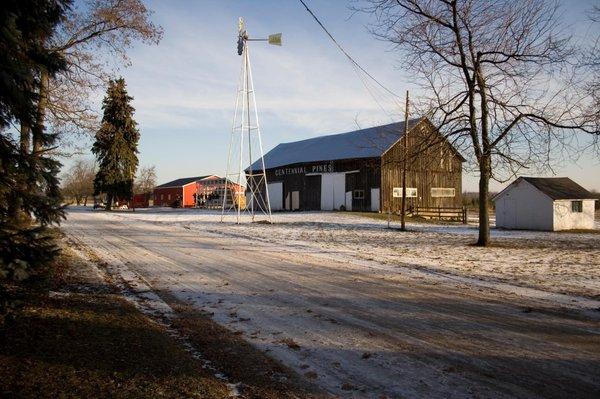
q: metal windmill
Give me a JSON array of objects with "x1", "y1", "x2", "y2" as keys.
[{"x1": 221, "y1": 18, "x2": 281, "y2": 223}]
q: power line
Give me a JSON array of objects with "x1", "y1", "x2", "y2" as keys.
[{"x1": 298, "y1": 0, "x2": 403, "y2": 116}]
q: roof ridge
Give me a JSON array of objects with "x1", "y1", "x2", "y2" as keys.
[
  {"x1": 156, "y1": 175, "x2": 214, "y2": 188},
  {"x1": 278, "y1": 119, "x2": 418, "y2": 146}
]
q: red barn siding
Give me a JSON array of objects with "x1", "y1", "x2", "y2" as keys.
[
  {"x1": 182, "y1": 184, "x2": 197, "y2": 207},
  {"x1": 154, "y1": 187, "x2": 183, "y2": 207}
]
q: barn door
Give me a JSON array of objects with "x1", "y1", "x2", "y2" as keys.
[
  {"x1": 371, "y1": 188, "x2": 380, "y2": 212},
  {"x1": 304, "y1": 175, "x2": 321, "y2": 210},
  {"x1": 267, "y1": 182, "x2": 283, "y2": 211},
  {"x1": 291, "y1": 191, "x2": 300, "y2": 210},
  {"x1": 345, "y1": 191, "x2": 352, "y2": 211},
  {"x1": 285, "y1": 192, "x2": 291, "y2": 211},
  {"x1": 321, "y1": 173, "x2": 346, "y2": 210}
]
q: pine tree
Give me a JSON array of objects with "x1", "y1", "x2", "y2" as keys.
[
  {"x1": 92, "y1": 78, "x2": 140, "y2": 210},
  {"x1": 1, "y1": 0, "x2": 70, "y2": 282}
]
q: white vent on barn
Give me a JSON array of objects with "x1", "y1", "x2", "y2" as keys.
[
  {"x1": 393, "y1": 187, "x2": 417, "y2": 198},
  {"x1": 431, "y1": 187, "x2": 456, "y2": 197}
]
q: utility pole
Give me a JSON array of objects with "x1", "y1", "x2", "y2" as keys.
[{"x1": 400, "y1": 91, "x2": 409, "y2": 231}]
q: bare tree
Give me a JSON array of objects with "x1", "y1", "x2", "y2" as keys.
[
  {"x1": 62, "y1": 159, "x2": 96, "y2": 206},
  {"x1": 360, "y1": 0, "x2": 598, "y2": 245},
  {"x1": 583, "y1": 5, "x2": 600, "y2": 135},
  {"x1": 134, "y1": 165, "x2": 157, "y2": 195},
  {"x1": 21, "y1": 0, "x2": 163, "y2": 156}
]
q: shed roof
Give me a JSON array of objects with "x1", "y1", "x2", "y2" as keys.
[
  {"x1": 249, "y1": 119, "x2": 422, "y2": 171},
  {"x1": 495, "y1": 176, "x2": 596, "y2": 201},
  {"x1": 155, "y1": 176, "x2": 211, "y2": 188},
  {"x1": 521, "y1": 177, "x2": 595, "y2": 200}
]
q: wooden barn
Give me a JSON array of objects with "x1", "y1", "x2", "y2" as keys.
[{"x1": 247, "y1": 117, "x2": 464, "y2": 213}]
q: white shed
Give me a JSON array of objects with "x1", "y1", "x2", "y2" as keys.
[{"x1": 494, "y1": 177, "x2": 596, "y2": 231}]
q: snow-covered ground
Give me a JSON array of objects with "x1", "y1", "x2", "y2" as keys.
[
  {"x1": 63, "y1": 207, "x2": 600, "y2": 398},
  {"x1": 81, "y1": 207, "x2": 600, "y2": 300}
]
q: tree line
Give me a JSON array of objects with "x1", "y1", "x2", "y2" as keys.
[{"x1": 62, "y1": 160, "x2": 156, "y2": 207}]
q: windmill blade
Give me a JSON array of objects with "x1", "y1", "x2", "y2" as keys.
[{"x1": 237, "y1": 17, "x2": 246, "y2": 55}]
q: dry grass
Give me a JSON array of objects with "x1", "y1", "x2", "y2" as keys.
[{"x1": 0, "y1": 250, "x2": 231, "y2": 398}]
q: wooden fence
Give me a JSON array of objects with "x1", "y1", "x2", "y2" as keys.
[{"x1": 411, "y1": 206, "x2": 467, "y2": 224}]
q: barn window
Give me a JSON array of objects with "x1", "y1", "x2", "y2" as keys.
[
  {"x1": 160, "y1": 194, "x2": 164, "y2": 200},
  {"x1": 168, "y1": 194, "x2": 171, "y2": 200},
  {"x1": 393, "y1": 187, "x2": 417, "y2": 198},
  {"x1": 571, "y1": 200, "x2": 583, "y2": 213},
  {"x1": 353, "y1": 190, "x2": 364, "y2": 199},
  {"x1": 431, "y1": 187, "x2": 455, "y2": 197}
]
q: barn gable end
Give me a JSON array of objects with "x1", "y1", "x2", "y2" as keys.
[{"x1": 381, "y1": 118, "x2": 464, "y2": 212}]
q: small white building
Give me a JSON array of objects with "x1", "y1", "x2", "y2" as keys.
[{"x1": 494, "y1": 177, "x2": 596, "y2": 231}]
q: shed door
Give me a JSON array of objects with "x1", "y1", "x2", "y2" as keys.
[
  {"x1": 267, "y1": 182, "x2": 283, "y2": 211},
  {"x1": 321, "y1": 173, "x2": 346, "y2": 210}
]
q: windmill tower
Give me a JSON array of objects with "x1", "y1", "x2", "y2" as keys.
[{"x1": 221, "y1": 18, "x2": 281, "y2": 224}]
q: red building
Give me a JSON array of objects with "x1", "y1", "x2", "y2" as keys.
[
  {"x1": 153, "y1": 175, "x2": 246, "y2": 208},
  {"x1": 153, "y1": 175, "x2": 215, "y2": 207}
]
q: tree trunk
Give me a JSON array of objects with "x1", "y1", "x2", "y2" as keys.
[
  {"x1": 32, "y1": 68, "x2": 49, "y2": 155},
  {"x1": 474, "y1": 63, "x2": 491, "y2": 247},
  {"x1": 105, "y1": 194, "x2": 113, "y2": 211},
  {"x1": 477, "y1": 155, "x2": 491, "y2": 246},
  {"x1": 11, "y1": 123, "x2": 31, "y2": 216},
  {"x1": 20, "y1": 123, "x2": 31, "y2": 154}
]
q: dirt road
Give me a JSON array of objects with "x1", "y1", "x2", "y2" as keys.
[{"x1": 64, "y1": 208, "x2": 600, "y2": 398}]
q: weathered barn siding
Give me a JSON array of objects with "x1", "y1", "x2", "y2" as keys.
[{"x1": 381, "y1": 119, "x2": 463, "y2": 213}]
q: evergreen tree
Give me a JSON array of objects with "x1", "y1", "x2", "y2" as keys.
[
  {"x1": 92, "y1": 78, "x2": 139, "y2": 210},
  {"x1": 0, "y1": 0, "x2": 70, "y2": 281}
]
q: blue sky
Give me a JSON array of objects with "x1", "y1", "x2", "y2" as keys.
[{"x1": 66, "y1": 0, "x2": 600, "y2": 192}]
